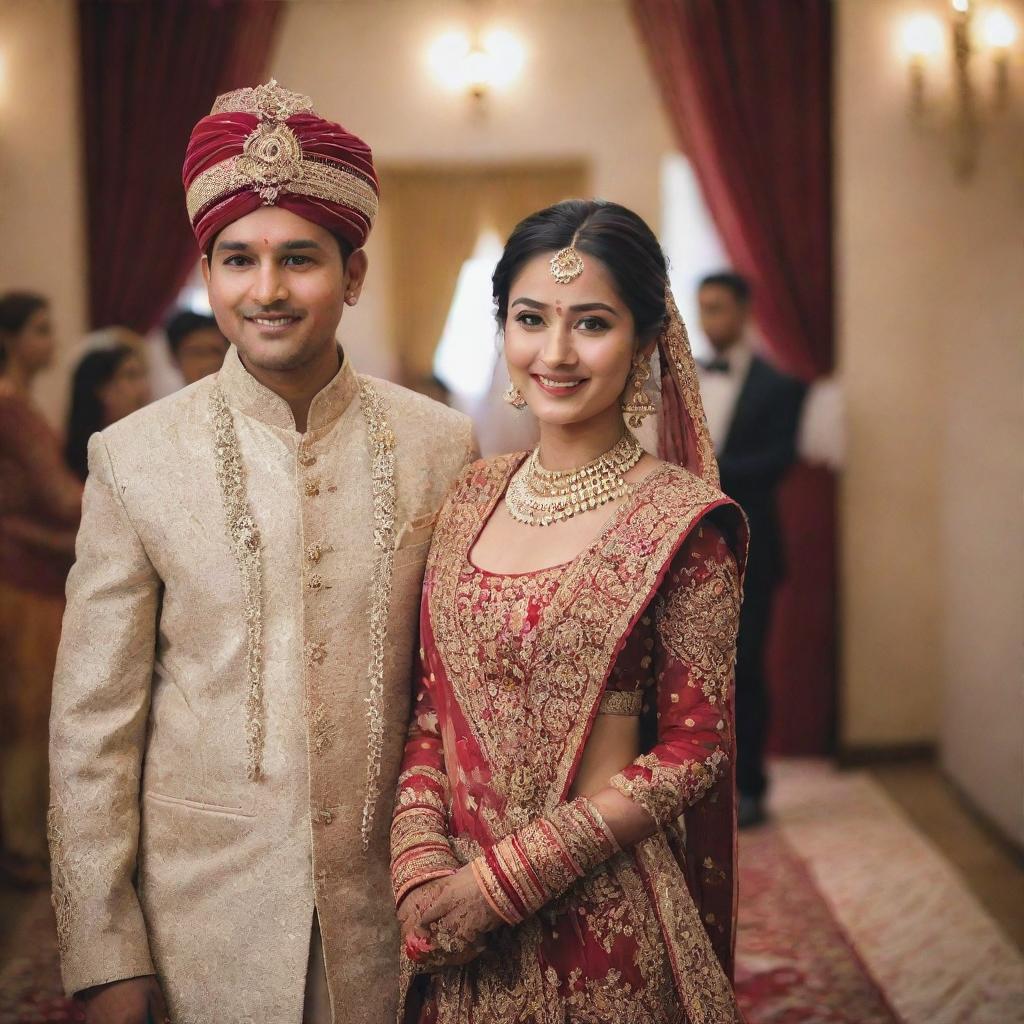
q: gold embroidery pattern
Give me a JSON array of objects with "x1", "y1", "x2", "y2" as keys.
[
  {"x1": 47, "y1": 804, "x2": 73, "y2": 955},
  {"x1": 397, "y1": 765, "x2": 450, "y2": 795},
  {"x1": 659, "y1": 290, "x2": 720, "y2": 489},
  {"x1": 598, "y1": 689, "x2": 644, "y2": 715},
  {"x1": 357, "y1": 376, "x2": 397, "y2": 850},
  {"x1": 306, "y1": 639, "x2": 327, "y2": 666},
  {"x1": 394, "y1": 785, "x2": 448, "y2": 816},
  {"x1": 418, "y1": 853, "x2": 690, "y2": 1023},
  {"x1": 634, "y1": 835, "x2": 742, "y2": 1024},
  {"x1": 558, "y1": 857, "x2": 682, "y2": 1021},
  {"x1": 657, "y1": 556, "x2": 741, "y2": 705},
  {"x1": 186, "y1": 153, "x2": 379, "y2": 225},
  {"x1": 610, "y1": 749, "x2": 728, "y2": 826},
  {"x1": 211, "y1": 78, "x2": 314, "y2": 119},
  {"x1": 427, "y1": 459, "x2": 721, "y2": 830},
  {"x1": 235, "y1": 119, "x2": 304, "y2": 204},
  {"x1": 310, "y1": 701, "x2": 335, "y2": 755},
  {"x1": 210, "y1": 386, "x2": 265, "y2": 780}
]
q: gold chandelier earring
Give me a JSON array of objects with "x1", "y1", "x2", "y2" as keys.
[
  {"x1": 503, "y1": 383, "x2": 527, "y2": 410},
  {"x1": 622, "y1": 353, "x2": 655, "y2": 427}
]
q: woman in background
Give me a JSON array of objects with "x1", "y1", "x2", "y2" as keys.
[
  {"x1": 0, "y1": 292, "x2": 82, "y2": 884},
  {"x1": 64, "y1": 343, "x2": 151, "y2": 480},
  {"x1": 392, "y1": 201, "x2": 748, "y2": 1022}
]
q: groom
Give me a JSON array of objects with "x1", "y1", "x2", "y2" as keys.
[{"x1": 48, "y1": 81, "x2": 475, "y2": 1024}]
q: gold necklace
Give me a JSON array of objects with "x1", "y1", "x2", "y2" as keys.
[{"x1": 505, "y1": 433, "x2": 644, "y2": 527}]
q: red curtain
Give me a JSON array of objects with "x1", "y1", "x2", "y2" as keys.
[
  {"x1": 78, "y1": 0, "x2": 284, "y2": 333},
  {"x1": 631, "y1": 0, "x2": 836, "y2": 755}
]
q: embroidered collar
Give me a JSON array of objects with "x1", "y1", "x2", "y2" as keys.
[{"x1": 217, "y1": 343, "x2": 359, "y2": 433}]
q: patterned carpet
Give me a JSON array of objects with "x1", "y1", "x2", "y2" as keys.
[
  {"x1": 766, "y1": 762, "x2": 1024, "y2": 1024},
  {"x1": 735, "y1": 825, "x2": 899, "y2": 1023},
  {"x1": 1, "y1": 763, "x2": 1021, "y2": 1023}
]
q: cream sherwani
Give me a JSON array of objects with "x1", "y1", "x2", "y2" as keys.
[{"x1": 48, "y1": 347, "x2": 475, "y2": 1023}]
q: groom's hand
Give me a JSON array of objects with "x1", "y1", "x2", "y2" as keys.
[{"x1": 79, "y1": 975, "x2": 168, "y2": 1024}]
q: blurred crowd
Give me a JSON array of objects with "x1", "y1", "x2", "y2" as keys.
[{"x1": 0, "y1": 292, "x2": 228, "y2": 885}]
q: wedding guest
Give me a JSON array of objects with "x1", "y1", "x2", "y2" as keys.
[
  {"x1": 696, "y1": 271, "x2": 806, "y2": 827},
  {"x1": 165, "y1": 309, "x2": 229, "y2": 385},
  {"x1": 0, "y1": 291, "x2": 81, "y2": 885},
  {"x1": 65, "y1": 344, "x2": 151, "y2": 480}
]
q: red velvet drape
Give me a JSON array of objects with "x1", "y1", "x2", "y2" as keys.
[
  {"x1": 631, "y1": 0, "x2": 836, "y2": 755},
  {"x1": 78, "y1": 0, "x2": 284, "y2": 333}
]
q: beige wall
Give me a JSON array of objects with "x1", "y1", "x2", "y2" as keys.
[
  {"x1": 0, "y1": 0, "x2": 88, "y2": 424},
  {"x1": 268, "y1": 0, "x2": 675, "y2": 377},
  {"x1": 837, "y1": 0, "x2": 1024, "y2": 840}
]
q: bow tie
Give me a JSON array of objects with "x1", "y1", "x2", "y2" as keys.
[{"x1": 701, "y1": 357, "x2": 731, "y2": 374}]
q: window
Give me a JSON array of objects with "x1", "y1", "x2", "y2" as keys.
[
  {"x1": 432, "y1": 230, "x2": 504, "y2": 402},
  {"x1": 660, "y1": 153, "x2": 727, "y2": 361}
]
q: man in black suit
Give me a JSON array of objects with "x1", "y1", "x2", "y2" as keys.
[{"x1": 696, "y1": 272, "x2": 806, "y2": 827}]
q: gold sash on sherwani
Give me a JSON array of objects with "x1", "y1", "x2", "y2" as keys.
[
  {"x1": 400, "y1": 454, "x2": 747, "y2": 1023},
  {"x1": 49, "y1": 347, "x2": 475, "y2": 1024}
]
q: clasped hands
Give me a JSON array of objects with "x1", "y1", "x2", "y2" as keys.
[{"x1": 397, "y1": 863, "x2": 503, "y2": 970}]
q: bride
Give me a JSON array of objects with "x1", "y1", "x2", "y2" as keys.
[{"x1": 390, "y1": 199, "x2": 747, "y2": 1023}]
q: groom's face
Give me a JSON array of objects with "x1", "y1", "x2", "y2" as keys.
[{"x1": 202, "y1": 206, "x2": 367, "y2": 374}]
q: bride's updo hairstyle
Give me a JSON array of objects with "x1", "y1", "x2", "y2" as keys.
[{"x1": 492, "y1": 199, "x2": 669, "y2": 347}]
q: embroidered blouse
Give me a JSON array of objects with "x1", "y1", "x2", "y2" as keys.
[{"x1": 392, "y1": 517, "x2": 740, "y2": 906}]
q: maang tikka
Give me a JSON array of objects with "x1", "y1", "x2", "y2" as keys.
[
  {"x1": 622, "y1": 353, "x2": 656, "y2": 427},
  {"x1": 550, "y1": 246, "x2": 585, "y2": 284}
]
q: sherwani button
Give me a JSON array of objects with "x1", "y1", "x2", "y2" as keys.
[
  {"x1": 307, "y1": 574, "x2": 324, "y2": 592},
  {"x1": 298, "y1": 449, "x2": 317, "y2": 467},
  {"x1": 304, "y1": 479, "x2": 321, "y2": 497},
  {"x1": 306, "y1": 543, "x2": 323, "y2": 564}
]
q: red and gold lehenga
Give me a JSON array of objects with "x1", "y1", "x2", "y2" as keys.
[{"x1": 391, "y1": 294, "x2": 748, "y2": 1023}]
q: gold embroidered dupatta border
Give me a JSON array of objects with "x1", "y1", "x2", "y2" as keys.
[{"x1": 424, "y1": 455, "x2": 745, "y2": 1023}]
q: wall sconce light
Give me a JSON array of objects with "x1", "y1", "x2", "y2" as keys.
[
  {"x1": 900, "y1": 2, "x2": 1019, "y2": 179},
  {"x1": 426, "y1": 27, "x2": 526, "y2": 103},
  {"x1": 903, "y1": 14, "x2": 944, "y2": 116},
  {"x1": 982, "y1": 8, "x2": 1018, "y2": 108}
]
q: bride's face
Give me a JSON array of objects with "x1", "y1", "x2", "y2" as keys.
[{"x1": 503, "y1": 252, "x2": 637, "y2": 429}]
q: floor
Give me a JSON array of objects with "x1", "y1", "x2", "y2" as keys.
[{"x1": 868, "y1": 760, "x2": 1024, "y2": 950}]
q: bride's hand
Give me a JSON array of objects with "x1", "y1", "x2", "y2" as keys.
[
  {"x1": 403, "y1": 865, "x2": 501, "y2": 969},
  {"x1": 397, "y1": 876, "x2": 447, "y2": 938}
]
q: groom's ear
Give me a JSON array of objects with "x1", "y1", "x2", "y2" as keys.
[{"x1": 343, "y1": 248, "x2": 369, "y2": 304}]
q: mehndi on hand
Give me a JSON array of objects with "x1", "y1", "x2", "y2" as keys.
[{"x1": 403, "y1": 865, "x2": 498, "y2": 970}]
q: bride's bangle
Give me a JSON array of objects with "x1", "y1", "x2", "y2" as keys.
[
  {"x1": 471, "y1": 796, "x2": 620, "y2": 924},
  {"x1": 391, "y1": 806, "x2": 460, "y2": 908}
]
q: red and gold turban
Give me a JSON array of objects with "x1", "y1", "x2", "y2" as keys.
[{"x1": 182, "y1": 79, "x2": 379, "y2": 252}]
